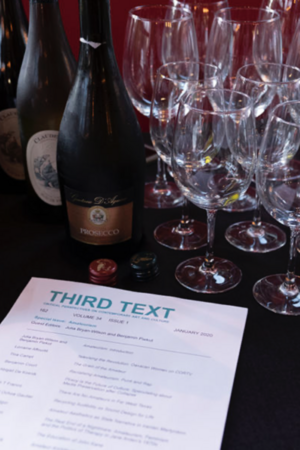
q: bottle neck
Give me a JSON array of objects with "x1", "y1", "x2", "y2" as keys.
[
  {"x1": 0, "y1": 0, "x2": 27, "y2": 26},
  {"x1": 14, "y1": 0, "x2": 28, "y2": 41},
  {"x1": 28, "y1": 0, "x2": 63, "y2": 40},
  {"x1": 79, "y1": 0, "x2": 113, "y2": 46},
  {"x1": 0, "y1": 0, "x2": 28, "y2": 46}
]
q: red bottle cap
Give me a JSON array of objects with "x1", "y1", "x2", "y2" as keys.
[{"x1": 89, "y1": 259, "x2": 118, "y2": 286}]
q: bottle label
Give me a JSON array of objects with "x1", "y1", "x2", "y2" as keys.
[
  {"x1": 79, "y1": 37, "x2": 105, "y2": 49},
  {"x1": 0, "y1": 108, "x2": 25, "y2": 180},
  {"x1": 26, "y1": 130, "x2": 62, "y2": 206},
  {"x1": 64, "y1": 186, "x2": 134, "y2": 246}
]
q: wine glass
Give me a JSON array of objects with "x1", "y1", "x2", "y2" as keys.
[
  {"x1": 150, "y1": 61, "x2": 220, "y2": 250},
  {"x1": 253, "y1": 100, "x2": 300, "y2": 315},
  {"x1": 172, "y1": 0, "x2": 228, "y2": 62},
  {"x1": 171, "y1": 88, "x2": 256, "y2": 293},
  {"x1": 261, "y1": 0, "x2": 300, "y2": 63},
  {"x1": 286, "y1": 21, "x2": 300, "y2": 255},
  {"x1": 206, "y1": 6, "x2": 282, "y2": 212},
  {"x1": 225, "y1": 63, "x2": 300, "y2": 253},
  {"x1": 286, "y1": 19, "x2": 300, "y2": 69},
  {"x1": 123, "y1": 5, "x2": 198, "y2": 209}
]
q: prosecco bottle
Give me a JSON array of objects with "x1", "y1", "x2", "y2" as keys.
[
  {"x1": 57, "y1": 0, "x2": 145, "y2": 260},
  {"x1": 0, "y1": 0, "x2": 27, "y2": 194},
  {"x1": 17, "y1": 0, "x2": 76, "y2": 220}
]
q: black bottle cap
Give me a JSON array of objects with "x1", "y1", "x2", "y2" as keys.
[{"x1": 130, "y1": 252, "x2": 159, "y2": 281}]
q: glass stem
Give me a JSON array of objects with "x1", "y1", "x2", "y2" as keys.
[
  {"x1": 154, "y1": 157, "x2": 168, "y2": 191},
  {"x1": 251, "y1": 190, "x2": 262, "y2": 228},
  {"x1": 204, "y1": 209, "x2": 216, "y2": 270},
  {"x1": 283, "y1": 227, "x2": 300, "y2": 292},
  {"x1": 175, "y1": 198, "x2": 193, "y2": 235}
]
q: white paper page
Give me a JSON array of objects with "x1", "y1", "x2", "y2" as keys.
[{"x1": 0, "y1": 277, "x2": 247, "y2": 450}]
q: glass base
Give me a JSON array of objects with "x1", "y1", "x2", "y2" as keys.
[
  {"x1": 223, "y1": 186, "x2": 256, "y2": 213},
  {"x1": 175, "y1": 256, "x2": 242, "y2": 294},
  {"x1": 253, "y1": 274, "x2": 300, "y2": 315},
  {"x1": 154, "y1": 219, "x2": 207, "y2": 250},
  {"x1": 144, "y1": 181, "x2": 184, "y2": 209},
  {"x1": 225, "y1": 221, "x2": 286, "y2": 253}
]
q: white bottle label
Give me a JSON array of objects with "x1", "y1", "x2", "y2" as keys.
[
  {"x1": 26, "y1": 130, "x2": 62, "y2": 206},
  {"x1": 80, "y1": 37, "x2": 104, "y2": 49},
  {"x1": 0, "y1": 108, "x2": 25, "y2": 180}
]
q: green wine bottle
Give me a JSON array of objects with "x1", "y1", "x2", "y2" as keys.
[
  {"x1": 57, "y1": 0, "x2": 145, "y2": 260},
  {"x1": 17, "y1": 0, "x2": 76, "y2": 220},
  {"x1": 0, "y1": 0, "x2": 27, "y2": 194}
]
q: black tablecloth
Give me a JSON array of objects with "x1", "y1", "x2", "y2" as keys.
[{"x1": 1, "y1": 159, "x2": 300, "y2": 450}]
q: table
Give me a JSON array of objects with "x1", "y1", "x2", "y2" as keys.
[{"x1": 1, "y1": 159, "x2": 300, "y2": 450}]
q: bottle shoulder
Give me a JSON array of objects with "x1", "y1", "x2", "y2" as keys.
[
  {"x1": 59, "y1": 83, "x2": 144, "y2": 153},
  {"x1": 0, "y1": 0, "x2": 27, "y2": 96},
  {"x1": 0, "y1": 0, "x2": 27, "y2": 45},
  {"x1": 17, "y1": 52, "x2": 76, "y2": 114},
  {"x1": 18, "y1": 2, "x2": 76, "y2": 97},
  {"x1": 0, "y1": 25, "x2": 26, "y2": 76},
  {"x1": 58, "y1": 67, "x2": 145, "y2": 180},
  {"x1": 64, "y1": 47, "x2": 137, "y2": 123},
  {"x1": 58, "y1": 46, "x2": 145, "y2": 173},
  {"x1": 19, "y1": 41, "x2": 76, "y2": 79}
]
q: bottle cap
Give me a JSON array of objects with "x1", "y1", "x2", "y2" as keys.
[
  {"x1": 89, "y1": 259, "x2": 117, "y2": 286},
  {"x1": 130, "y1": 252, "x2": 159, "y2": 281}
]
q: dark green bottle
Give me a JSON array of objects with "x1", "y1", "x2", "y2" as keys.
[
  {"x1": 57, "y1": 0, "x2": 145, "y2": 260},
  {"x1": 0, "y1": 0, "x2": 27, "y2": 194},
  {"x1": 17, "y1": 0, "x2": 76, "y2": 221}
]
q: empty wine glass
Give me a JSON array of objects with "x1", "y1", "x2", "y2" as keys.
[
  {"x1": 150, "y1": 61, "x2": 220, "y2": 250},
  {"x1": 286, "y1": 20, "x2": 300, "y2": 255},
  {"x1": 262, "y1": 0, "x2": 300, "y2": 63},
  {"x1": 123, "y1": 5, "x2": 198, "y2": 209},
  {"x1": 225, "y1": 63, "x2": 300, "y2": 253},
  {"x1": 253, "y1": 100, "x2": 300, "y2": 315},
  {"x1": 206, "y1": 6, "x2": 282, "y2": 212},
  {"x1": 172, "y1": 0, "x2": 228, "y2": 62},
  {"x1": 171, "y1": 88, "x2": 256, "y2": 293},
  {"x1": 286, "y1": 19, "x2": 300, "y2": 69}
]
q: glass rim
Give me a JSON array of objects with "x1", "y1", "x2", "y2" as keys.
[
  {"x1": 128, "y1": 4, "x2": 193, "y2": 22},
  {"x1": 175, "y1": 0, "x2": 228, "y2": 7},
  {"x1": 181, "y1": 88, "x2": 252, "y2": 116},
  {"x1": 236, "y1": 63, "x2": 300, "y2": 87},
  {"x1": 269, "y1": 100, "x2": 300, "y2": 129},
  {"x1": 156, "y1": 61, "x2": 220, "y2": 83},
  {"x1": 214, "y1": 7, "x2": 280, "y2": 24}
]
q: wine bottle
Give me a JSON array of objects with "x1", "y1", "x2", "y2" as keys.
[
  {"x1": 17, "y1": 0, "x2": 76, "y2": 220},
  {"x1": 57, "y1": 0, "x2": 145, "y2": 260},
  {"x1": 0, "y1": 0, "x2": 27, "y2": 194}
]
